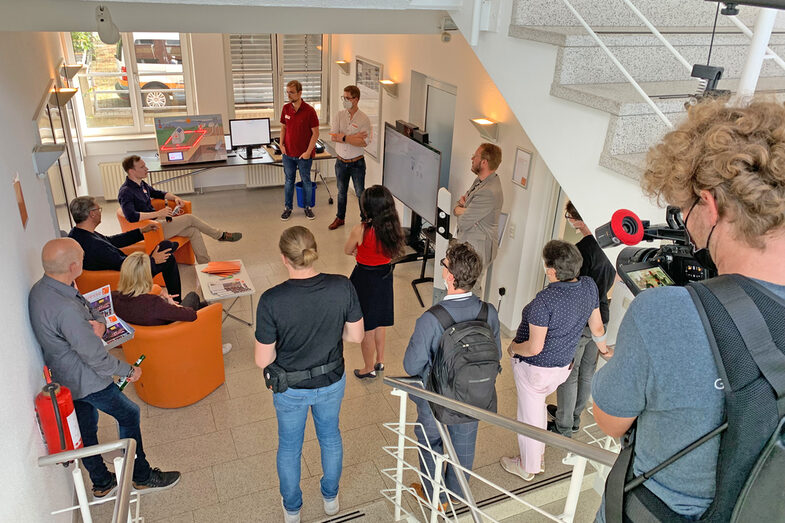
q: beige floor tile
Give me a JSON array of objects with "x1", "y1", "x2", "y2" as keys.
[
  {"x1": 149, "y1": 510, "x2": 194, "y2": 523},
  {"x1": 138, "y1": 403, "x2": 217, "y2": 447},
  {"x1": 225, "y1": 367, "x2": 266, "y2": 399},
  {"x1": 303, "y1": 424, "x2": 386, "y2": 475},
  {"x1": 144, "y1": 430, "x2": 237, "y2": 473},
  {"x1": 230, "y1": 417, "x2": 279, "y2": 458},
  {"x1": 211, "y1": 391, "x2": 275, "y2": 430},
  {"x1": 136, "y1": 466, "x2": 219, "y2": 522},
  {"x1": 192, "y1": 486, "x2": 281, "y2": 523},
  {"x1": 297, "y1": 460, "x2": 386, "y2": 521},
  {"x1": 211, "y1": 450, "x2": 281, "y2": 502},
  {"x1": 145, "y1": 385, "x2": 231, "y2": 417},
  {"x1": 339, "y1": 392, "x2": 396, "y2": 432}
]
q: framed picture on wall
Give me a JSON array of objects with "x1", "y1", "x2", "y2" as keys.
[
  {"x1": 355, "y1": 56, "x2": 382, "y2": 159},
  {"x1": 513, "y1": 147, "x2": 533, "y2": 189}
]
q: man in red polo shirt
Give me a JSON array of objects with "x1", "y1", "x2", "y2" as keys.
[{"x1": 280, "y1": 80, "x2": 320, "y2": 221}]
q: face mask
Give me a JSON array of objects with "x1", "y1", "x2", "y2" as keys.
[
  {"x1": 443, "y1": 278, "x2": 450, "y2": 290},
  {"x1": 342, "y1": 99, "x2": 353, "y2": 110},
  {"x1": 543, "y1": 263, "x2": 549, "y2": 275}
]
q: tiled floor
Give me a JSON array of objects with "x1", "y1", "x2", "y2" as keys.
[{"x1": 85, "y1": 181, "x2": 601, "y2": 522}]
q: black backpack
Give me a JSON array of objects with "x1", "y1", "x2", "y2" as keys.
[
  {"x1": 426, "y1": 302, "x2": 502, "y2": 425},
  {"x1": 605, "y1": 274, "x2": 785, "y2": 523}
]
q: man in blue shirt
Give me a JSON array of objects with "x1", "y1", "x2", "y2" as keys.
[
  {"x1": 118, "y1": 155, "x2": 242, "y2": 264},
  {"x1": 403, "y1": 241, "x2": 501, "y2": 507},
  {"x1": 592, "y1": 99, "x2": 785, "y2": 520}
]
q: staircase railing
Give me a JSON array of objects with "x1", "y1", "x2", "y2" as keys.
[
  {"x1": 381, "y1": 376, "x2": 618, "y2": 522},
  {"x1": 38, "y1": 438, "x2": 140, "y2": 523}
]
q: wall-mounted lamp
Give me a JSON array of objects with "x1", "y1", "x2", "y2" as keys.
[
  {"x1": 335, "y1": 60, "x2": 351, "y2": 75},
  {"x1": 49, "y1": 87, "x2": 79, "y2": 107},
  {"x1": 32, "y1": 144, "x2": 66, "y2": 177},
  {"x1": 61, "y1": 64, "x2": 84, "y2": 80},
  {"x1": 470, "y1": 118, "x2": 499, "y2": 142},
  {"x1": 380, "y1": 80, "x2": 398, "y2": 97}
]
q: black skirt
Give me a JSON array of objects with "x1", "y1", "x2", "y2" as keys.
[{"x1": 350, "y1": 262, "x2": 394, "y2": 331}]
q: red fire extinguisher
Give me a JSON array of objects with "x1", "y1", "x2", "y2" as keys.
[{"x1": 35, "y1": 366, "x2": 83, "y2": 455}]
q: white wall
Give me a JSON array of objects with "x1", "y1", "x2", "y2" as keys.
[
  {"x1": 330, "y1": 33, "x2": 561, "y2": 330},
  {"x1": 0, "y1": 31, "x2": 74, "y2": 522}
]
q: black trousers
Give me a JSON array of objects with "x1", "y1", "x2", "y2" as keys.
[{"x1": 149, "y1": 240, "x2": 181, "y2": 301}]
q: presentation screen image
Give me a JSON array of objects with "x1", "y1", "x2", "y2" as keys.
[
  {"x1": 382, "y1": 123, "x2": 441, "y2": 224},
  {"x1": 155, "y1": 114, "x2": 227, "y2": 165},
  {"x1": 626, "y1": 265, "x2": 676, "y2": 291},
  {"x1": 229, "y1": 118, "x2": 271, "y2": 147}
]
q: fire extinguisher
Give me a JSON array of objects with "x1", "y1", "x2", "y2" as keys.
[{"x1": 35, "y1": 366, "x2": 83, "y2": 456}]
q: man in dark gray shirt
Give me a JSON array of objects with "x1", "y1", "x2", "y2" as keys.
[
  {"x1": 403, "y1": 241, "x2": 501, "y2": 508},
  {"x1": 28, "y1": 239, "x2": 180, "y2": 499}
]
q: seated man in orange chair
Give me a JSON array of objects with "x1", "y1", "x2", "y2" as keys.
[
  {"x1": 118, "y1": 155, "x2": 242, "y2": 264},
  {"x1": 68, "y1": 196, "x2": 183, "y2": 301}
]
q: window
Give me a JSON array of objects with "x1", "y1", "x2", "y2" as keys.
[
  {"x1": 68, "y1": 32, "x2": 194, "y2": 135},
  {"x1": 228, "y1": 34, "x2": 326, "y2": 123}
]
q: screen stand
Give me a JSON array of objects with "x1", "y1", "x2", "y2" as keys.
[
  {"x1": 391, "y1": 212, "x2": 434, "y2": 308},
  {"x1": 239, "y1": 145, "x2": 255, "y2": 160}
]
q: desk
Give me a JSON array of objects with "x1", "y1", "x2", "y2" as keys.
[
  {"x1": 195, "y1": 260, "x2": 256, "y2": 326},
  {"x1": 262, "y1": 146, "x2": 336, "y2": 204}
]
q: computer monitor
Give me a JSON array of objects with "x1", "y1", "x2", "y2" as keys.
[{"x1": 229, "y1": 118, "x2": 271, "y2": 159}]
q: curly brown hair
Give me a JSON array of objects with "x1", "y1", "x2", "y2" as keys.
[
  {"x1": 642, "y1": 98, "x2": 785, "y2": 248},
  {"x1": 445, "y1": 240, "x2": 482, "y2": 290}
]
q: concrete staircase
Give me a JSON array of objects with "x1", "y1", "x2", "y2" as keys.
[{"x1": 509, "y1": 0, "x2": 785, "y2": 180}]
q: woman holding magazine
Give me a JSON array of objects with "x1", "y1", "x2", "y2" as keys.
[{"x1": 111, "y1": 252, "x2": 231, "y2": 352}]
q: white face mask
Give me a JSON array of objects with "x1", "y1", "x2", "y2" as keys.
[
  {"x1": 342, "y1": 99, "x2": 353, "y2": 110},
  {"x1": 543, "y1": 263, "x2": 549, "y2": 275},
  {"x1": 443, "y1": 278, "x2": 450, "y2": 290}
]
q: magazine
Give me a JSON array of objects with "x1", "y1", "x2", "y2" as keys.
[
  {"x1": 82, "y1": 285, "x2": 135, "y2": 349},
  {"x1": 208, "y1": 280, "x2": 252, "y2": 297}
]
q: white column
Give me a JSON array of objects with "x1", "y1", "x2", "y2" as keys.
[{"x1": 737, "y1": 8, "x2": 778, "y2": 98}]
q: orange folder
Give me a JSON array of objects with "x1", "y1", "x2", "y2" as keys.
[{"x1": 201, "y1": 261, "x2": 241, "y2": 276}]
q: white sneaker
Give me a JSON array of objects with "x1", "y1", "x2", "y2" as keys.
[
  {"x1": 324, "y1": 496, "x2": 339, "y2": 516},
  {"x1": 500, "y1": 456, "x2": 535, "y2": 481},
  {"x1": 222, "y1": 343, "x2": 232, "y2": 355},
  {"x1": 282, "y1": 499, "x2": 300, "y2": 523}
]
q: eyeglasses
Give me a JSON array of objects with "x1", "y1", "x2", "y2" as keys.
[
  {"x1": 340, "y1": 96, "x2": 356, "y2": 102},
  {"x1": 682, "y1": 197, "x2": 700, "y2": 251},
  {"x1": 564, "y1": 212, "x2": 574, "y2": 220},
  {"x1": 89, "y1": 206, "x2": 102, "y2": 213},
  {"x1": 440, "y1": 258, "x2": 451, "y2": 272}
]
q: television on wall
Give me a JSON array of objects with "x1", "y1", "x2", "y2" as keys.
[
  {"x1": 382, "y1": 122, "x2": 441, "y2": 224},
  {"x1": 154, "y1": 114, "x2": 227, "y2": 166}
]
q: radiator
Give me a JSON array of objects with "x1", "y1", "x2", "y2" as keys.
[
  {"x1": 245, "y1": 160, "x2": 335, "y2": 188},
  {"x1": 100, "y1": 163, "x2": 195, "y2": 201}
]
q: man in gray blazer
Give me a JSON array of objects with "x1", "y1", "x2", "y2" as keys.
[{"x1": 454, "y1": 143, "x2": 504, "y2": 296}]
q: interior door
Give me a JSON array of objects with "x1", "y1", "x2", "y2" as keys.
[{"x1": 424, "y1": 83, "x2": 456, "y2": 190}]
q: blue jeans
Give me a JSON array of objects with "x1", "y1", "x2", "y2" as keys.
[
  {"x1": 273, "y1": 374, "x2": 346, "y2": 513},
  {"x1": 282, "y1": 154, "x2": 314, "y2": 209},
  {"x1": 411, "y1": 395, "x2": 478, "y2": 503},
  {"x1": 73, "y1": 383, "x2": 152, "y2": 486},
  {"x1": 335, "y1": 158, "x2": 366, "y2": 220}
]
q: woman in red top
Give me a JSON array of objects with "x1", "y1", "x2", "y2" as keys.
[{"x1": 344, "y1": 185, "x2": 404, "y2": 378}]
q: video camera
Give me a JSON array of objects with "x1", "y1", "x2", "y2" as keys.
[{"x1": 594, "y1": 207, "x2": 717, "y2": 295}]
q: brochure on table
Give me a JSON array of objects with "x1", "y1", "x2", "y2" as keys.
[{"x1": 83, "y1": 285, "x2": 135, "y2": 349}]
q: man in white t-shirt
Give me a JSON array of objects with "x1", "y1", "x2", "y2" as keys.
[{"x1": 328, "y1": 85, "x2": 372, "y2": 230}]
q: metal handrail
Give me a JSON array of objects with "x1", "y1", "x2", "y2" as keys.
[
  {"x1": 383, "y1": 376, "x2": 617, "y2": 467},
  {"x1": 621, "y1": 0, "x2": 693, "y2": 72},
  {"x1": 38, "y1": 438, "x2": 136, "y2": 523},
  {"x1": 728, "y1": 14, "x2": 785, "y2": 71}
]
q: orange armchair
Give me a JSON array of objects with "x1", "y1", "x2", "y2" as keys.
[
  {"x1": 116, "y1": 198, "x2": 196, "y2": 265},
  {"x1": 75, "y1": 245, "x2": 164, "y2": 293},
  {"x1": 121, "y1": 303, "x2": 225, "y2": 408}
]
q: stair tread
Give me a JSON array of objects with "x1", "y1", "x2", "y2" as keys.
[{"x1": 554, "y1": 77, "x2": 785, "y2": 115}]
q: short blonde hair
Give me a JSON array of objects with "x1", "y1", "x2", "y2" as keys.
[
  {"x1": 279, "y1": 226, "x2": 318, "y2": 269},
  {"x1": 117, "y1": 252, "x2": 153, "y2": 297},
  {"x1": 643, "y1": 98, "x2": 785, "y2": 248},
  {"x1": 286, "y1": 80, "x2": 302, "y2": 93}
]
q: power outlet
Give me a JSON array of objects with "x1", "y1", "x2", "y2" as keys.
[{"x1": 508, "y1": 223, "x2": 516, "y2": 239}]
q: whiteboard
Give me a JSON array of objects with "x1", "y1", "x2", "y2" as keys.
[{"x1": 382, "y1": 123, "x2": 441, "y2": 224}]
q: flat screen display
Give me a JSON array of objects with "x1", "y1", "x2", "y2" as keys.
[
  {"x1": 154, "y1": 114, "x2": 227, "y2": 165},
  {"x1": 229, "y1": 118, "x2": 271, "y2": 147},
  {"x1": 382, "y1": 122, "x2": 441, "y2": 224},
  {"x1": 620, "y1": 262, "x2": 676, "y2": 295}
]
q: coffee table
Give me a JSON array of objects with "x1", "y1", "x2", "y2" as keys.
[{"x1": 195, "y1": 259, "x2": 256, "y2": 326}]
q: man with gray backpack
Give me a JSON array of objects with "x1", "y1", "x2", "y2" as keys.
[
  {"x1": 592, "y1": 99, "x2": 785, "y2": 522},
  {"x1": 403, "y1": 241, "x2": 502, "y2": 507}
]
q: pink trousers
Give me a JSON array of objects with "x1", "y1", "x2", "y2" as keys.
[{"x1": 511, "y1": 358, "x2": 572, "y2": 473}]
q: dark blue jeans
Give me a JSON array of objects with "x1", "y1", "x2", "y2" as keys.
[
  {"x1": 335, "y1": 157, "x2": 366, "y2": 220},
  {"x1": 412, "y1": 395, "x2": 478, "y2": 503},
  {"x1": 73, "y1": 383, "x2": 152, "y2": 486},
  {"x1": 282, "y1": 154, "x2": 313, "y2": 209}
]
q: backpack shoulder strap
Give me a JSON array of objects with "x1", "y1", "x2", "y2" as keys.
[
  {"x1": 427, "y1": 304, "x2": 456, "y2": 331},
  {"x1": 702, "y1": 275, "x2": 785, "y2": 417},
  {"x1": 477, "y1": 301, "x2": 489, "y2": 323}
]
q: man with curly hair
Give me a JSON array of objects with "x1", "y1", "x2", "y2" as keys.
[{"x1": 592, "y1": 99, "x2": 785, "y2": 521}]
